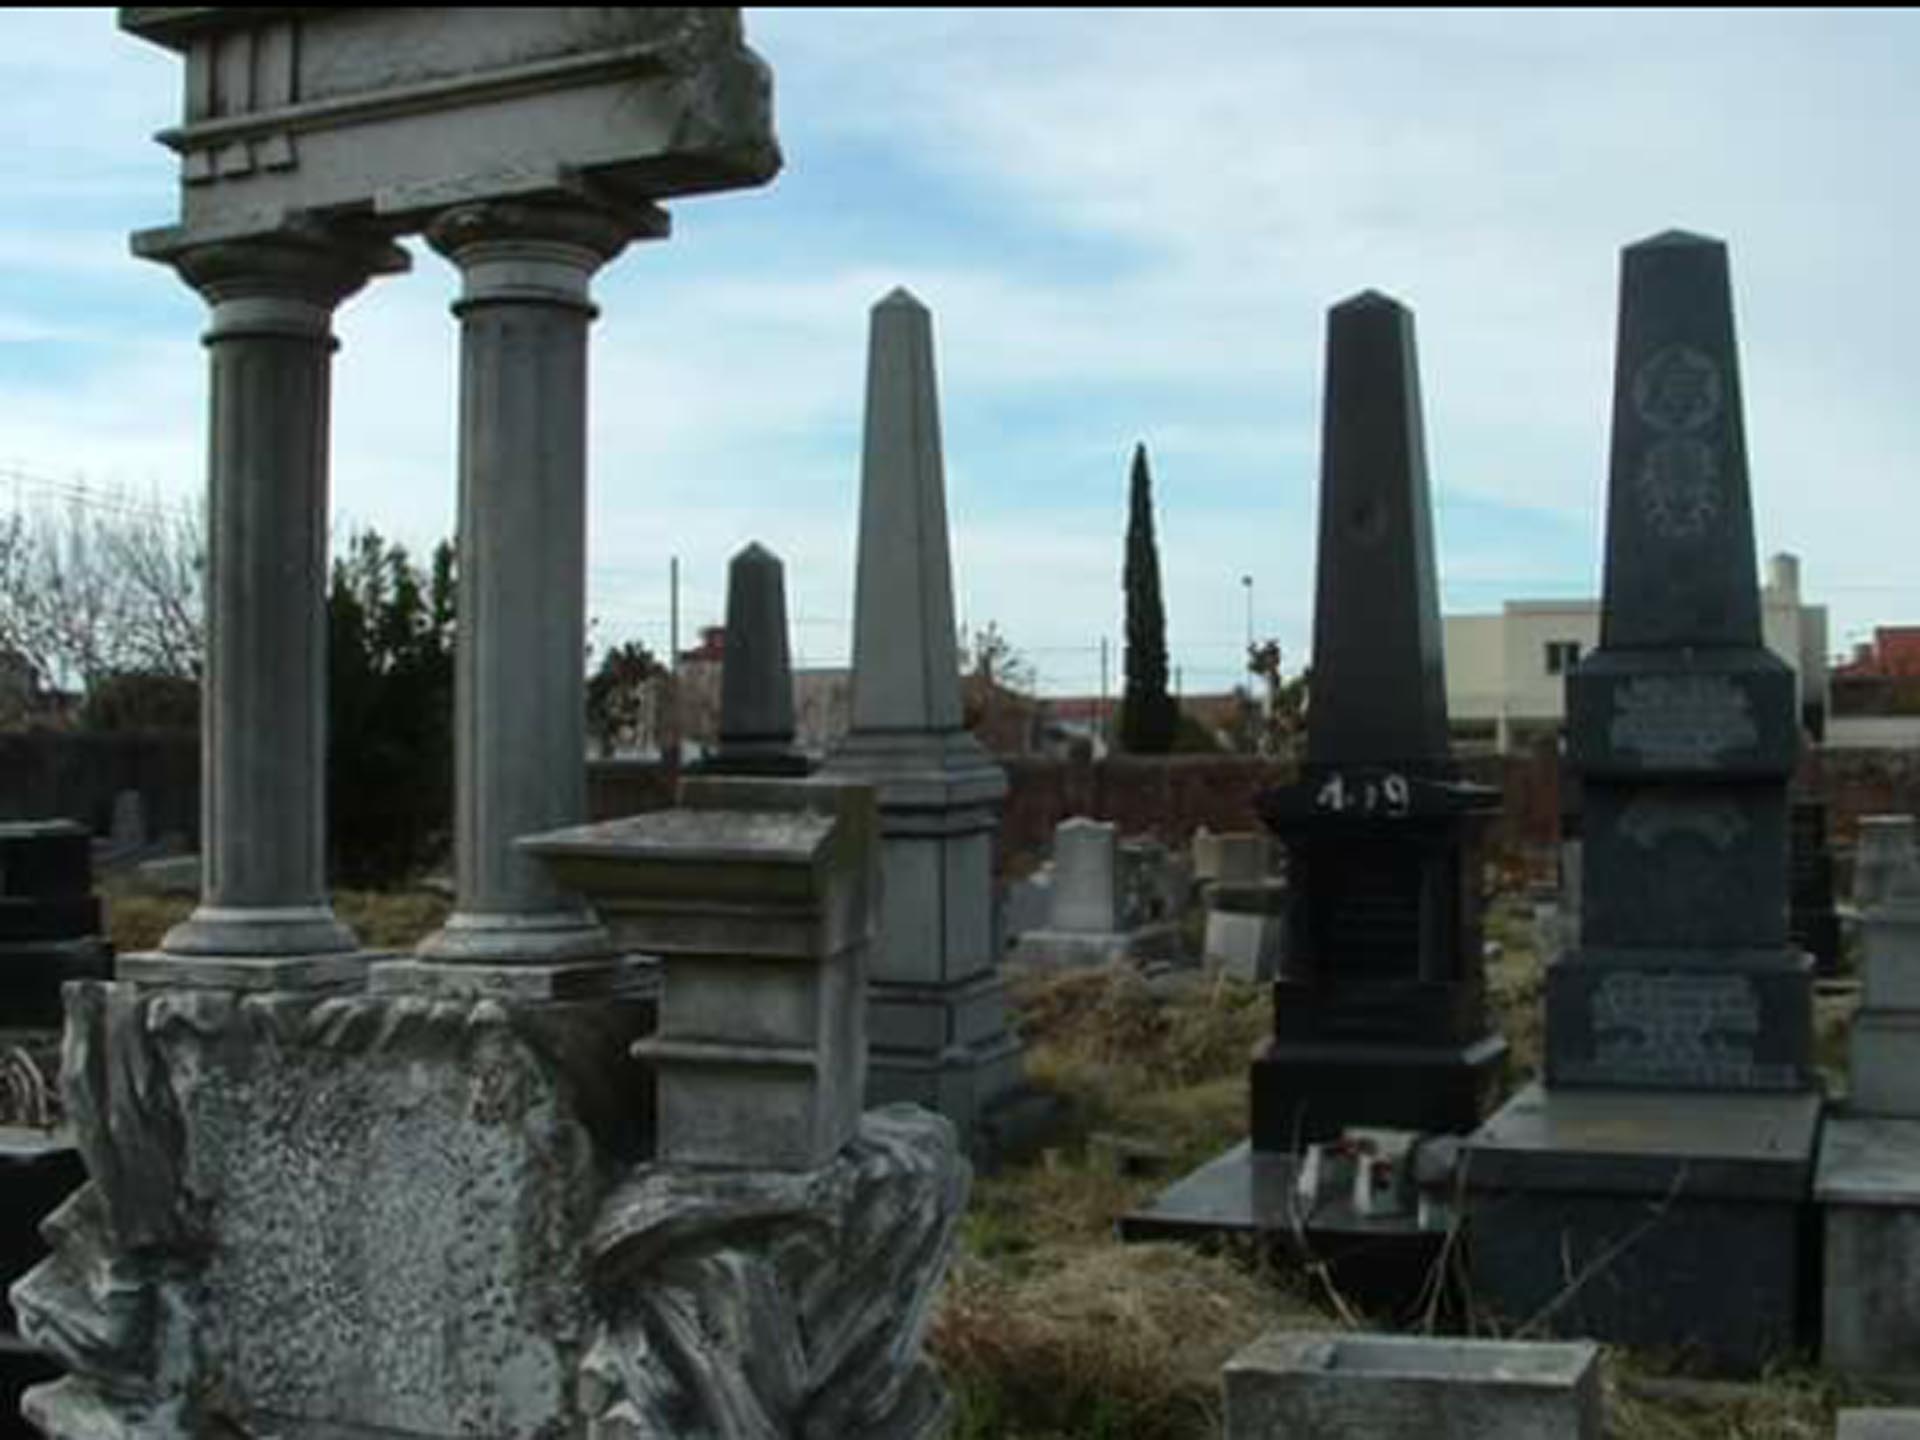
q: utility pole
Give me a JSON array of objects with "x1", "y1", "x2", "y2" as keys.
[
  {"x1": 1098, "y1": 635, "x2": 1109, "y2": 756},
  {"x1": 666, "y1": 555, "x2": 681, "y2": 786}
]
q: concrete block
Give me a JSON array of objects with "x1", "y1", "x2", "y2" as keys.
[
  {"x1": 1840, "y1": 1412, "x2": 1920, "y2": 1440},
  {"x1": 1223, "y1": 1331, "x2": 1602, "y2": 1440},
  {"x1": 1205, "y1": 909, "x2": 1285, "y2": 982}
]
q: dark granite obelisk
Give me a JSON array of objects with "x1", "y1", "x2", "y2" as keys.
[
  {"x1": 1249, "y1": 291, "x2": 1506, "y2": 1146},
  {"x1": 1467, "y1": 232, "x2": 1821, "y2": 1375},
  {"x1": 1548, "y1": 232, "x2": 1810, "y2": 1089},
  {"x1": 706, "y1": 541, "x2": 809, "y2": 776}
]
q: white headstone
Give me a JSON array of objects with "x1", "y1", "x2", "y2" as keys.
[{"x1": 1050, "y1": 819, "x2": 1119, "y2": 934}]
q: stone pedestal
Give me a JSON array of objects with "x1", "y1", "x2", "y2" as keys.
[
  {"x1": 1467, "y1": 232, "x2": 1818, "y2": 1376},
  {"x1": 522, "y1": 775, "x2": 877, "y2": 1172}
]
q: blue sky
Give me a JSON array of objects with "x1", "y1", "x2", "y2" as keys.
[{"x1": 6, "y1": 9, "x2": 1920, "y2": 695}]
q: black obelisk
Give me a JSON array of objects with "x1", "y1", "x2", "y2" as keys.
[
  {"x1": 1250, "y1": 292, "x2": 1506, "y2": 1147},
  {"x1": 1467, "y1": 233, "x2": 1820, "y2": 1375}
]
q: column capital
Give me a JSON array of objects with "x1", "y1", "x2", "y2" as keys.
[
  {"x1": 426, "y1": 196, "x2": 669, "y2": 312},
  {"x1": 143, "y1": 225, "x2": 410, "y2": 342}
]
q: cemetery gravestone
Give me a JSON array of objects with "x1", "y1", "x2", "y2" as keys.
[
  {"x1": 822, "y1": 289, "x2": 1035, "y2": 1151},
  {"x1": 1123, "y1": 292, "x2": 1503, "y2": 1267},
  {"x1": 1467, "y1": 232, "x2": 1819, "y2": 1374},
  {"x1": 1853, "y1": 816, "x2": 1917, "y2": 915},
  {"x1": 1011, "y1": 818, "x2": 1179, "y2": 968},
  {"x1": 704, "y1": 541, "x2": 810, "y2": 777},
  {"x1": 1252, "y1": 292, "x2": 1506, "y2": 1146}
]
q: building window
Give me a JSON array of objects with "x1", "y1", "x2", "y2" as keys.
[{"x1": 1545, "y1": 641, "x2": 1582, "y2": 676}]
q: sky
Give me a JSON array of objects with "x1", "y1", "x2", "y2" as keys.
[{"x1": 5, "y1": 8, "x2": 1920, "y2": 697}]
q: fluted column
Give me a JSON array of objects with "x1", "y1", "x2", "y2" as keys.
[
  {"x1": 158, "y1": 230, "x2": 403, "y2": 964},
  {"x1": 417, "y1": 198, "x2": 663, "y2": 965}
]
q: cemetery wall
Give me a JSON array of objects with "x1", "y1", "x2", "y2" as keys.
[{"x1": 0, "y1": 730, "x2": 198, "y2": 843}]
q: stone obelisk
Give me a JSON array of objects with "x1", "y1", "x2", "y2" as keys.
[
  {"x1": 1249, "y1": 291, "x2": 1505, "y2": 1145},
  {"x1": 823, "y1": 289, "x2": 1026, "y2": 1148},
  {"x1": 1467, "y1": 232, "x2": 1819, "y2": 1375},
  {"x1": 706, "y1": 541, "x2": 809, "y2": 776}
]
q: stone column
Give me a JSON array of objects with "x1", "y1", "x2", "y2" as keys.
[
  {"x1": 154, "y1": 231, "x2": 403, "y2": 974},
  {"x1": 416, "y1": 199, "x2": 663, "y2": 969}
]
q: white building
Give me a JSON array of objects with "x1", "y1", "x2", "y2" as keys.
[{"x1": 1443, "y1": 552, "x2": 1829, "y2": 752}]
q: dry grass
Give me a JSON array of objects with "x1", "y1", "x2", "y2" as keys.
[{"x1": 931, "y1": 921, "x2": 1875, "y2": 1440}]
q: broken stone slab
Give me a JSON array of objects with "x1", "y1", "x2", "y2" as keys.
[{"x1": 1222, "y1": 1331, "x2": 1604, "y2": 1440}]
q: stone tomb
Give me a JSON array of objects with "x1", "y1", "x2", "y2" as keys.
[
  {"x1": 1467, "y1": 232, "x2": 1820, "y2": 1374},
  {"x1": 1123, "y1": 293, "x2": 1503, "y2": 1288},
  {"x1": 1011, "y1": 818, "x2": 1180, "y2": 968}
]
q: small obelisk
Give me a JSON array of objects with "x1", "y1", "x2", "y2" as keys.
[
  {"x1": 824, "y1": 289, "x2": 1025, "y2": 1146},
  {"x1": 707, "y1": 541, "x2": 808, "y2": 776},
  {"x1": 1249, "y1": 291, "x2": 1504, "y2": 1144}
]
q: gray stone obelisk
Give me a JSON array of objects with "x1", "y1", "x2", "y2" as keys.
[
  {"x1": 410, "y1": 199, "x2": 664, "y2": 982},
  {"x1": 706, "y1": 541, "x2": 808, "y2": 776},
  {"x1": 1468, "y1": 231, "x2": 1819, "y2": 1375},
  {"x1": 823, "y1": 289, "x2": 1025, "y2": 1146},
  {"x1": 141, "y1": 227, "x2": 406, "y2": 984}
]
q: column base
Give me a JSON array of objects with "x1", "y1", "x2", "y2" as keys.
[
  {"x1": 118, "y1": 949, "x2": 373, "y2": 992},
  {"x1": 161, "y1": 906, "x2": 358, "y2": 960},
  {"x1": 414, "y1": 908, "x2": 613, "y2": 966}
]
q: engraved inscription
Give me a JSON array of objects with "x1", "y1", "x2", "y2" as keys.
[
  {"x1": 1610, "y1": 675, "x2": 1757, "y2": 766},
  {"x1": 1619, "y1": 796, "x2": 1748, "y2": 851},
  {"x1": 1638, "y1": 436, "x2": 1721, "y2": 539},
  {"x1": 1633, "y1": 345, "x2": 1722, "y2": 434},
  {"x1": 1588, "y1": 971, "x2": 1764, "y2": 1087}
]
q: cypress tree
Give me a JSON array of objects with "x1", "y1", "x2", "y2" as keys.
[{"x1": 1120, "y1": 442, "x2": 1178, "y2": 753}]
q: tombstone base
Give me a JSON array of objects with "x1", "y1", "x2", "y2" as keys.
[
  {"x1": 1119, "y1": 1141, "x2": 1450, "y2": 1322},
  {"x1": 1465, "y1": 1081, "x2": 1821, "y2": 1375},
  {"x1": 1816, "y1": 1116, "x2": 1920, "y2": 1390},
  {"x1": 1250, "y1": 1033, "x2": 1508, "y2": 1147}
]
